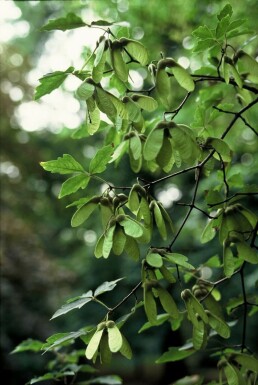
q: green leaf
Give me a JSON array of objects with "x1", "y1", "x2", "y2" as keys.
[
  {"x1": 94, "y1": 278, "x2": 123, "y2": 297},
  {"x1": 95, "y1": 234, "x2": 104, "y2": 258},
  {"x1": 128, "y1": 186, "x2": 140, "y2": 212},
  {"x1": 165, "y1": 253, "x2": 195, "y2": 270},
  {"x1": 209, "y1": 138, "x2": 232, "y2": 162},
  {"x1": 192, "y1": 319, "x2": 207, "y2": 350},
  {"x1": 223, "y1": 242, "x2": 236, "y2": 277},
  {"x1": 40, "y1": 13, "x2": 87, "y2": 31},
  {"x1": 159, "y1": 265, "x2": 176, "y2": 283},
  {"x1": 181, "y1": 289, "x2": 209, "y2": 324},
  {"x1": 143, "y1": 127, "x2": 164, "y2": 161},
  {"x1": 91, "y1": 20, "x2": 114, "y2": 26},
  {"x1": 144, "y1": 286, "x2": 157, "y2": 324},
  {"x1": 138, "y1": 314, "x2": 170, "y2": 333},
  {"x1": 156, "y1": 68, "x2": 172, "y2": 107},
  {"x1": 29, "y1": 371, "x2": 75, "y2": 384},
  {"x1": 236, "y1": 242, "x2": 258, "y2": 264},
  {"x1": 123, "y1": 39, "x2": 149, "y2": 65},
  {"x1": 86, "y1": 329, "x2": 104, "y2": 360},
  {"x1": 192, "y1": 25, "x2": 214, "y2": 39},
  {"x1": 237, "y1": 51, "x2": 258, "y2": 83},
  {"x1": 71, "y1": 199, "x2": 99, "y2": 227},
  {"x1": 119, "y1": 335, "x2": 132, "y2": 359},
  {"x1": 92, "y1": 47, "x2": 108, "y2": 84},
  {"x1": 59, "y1": 174, "x2": 90, "y2": 198},
  {"x1": 157, "y1": 287, "x2": 179, "y2": 318},
  {"x1": 146, "y1": 253, "x2": 163, "y2": 268},
  {"x1": 99, "y1": 334, "x2": 112, "y2": 365},
  {"x1": 103, "y1": 225, "x2": 116, "y2": 258},
  {"x1": 87, "y1": 104, "x2": 101, "y2": 135},
  {"x1": 207, "y1": 311, "x2": 230, "y2": 338},
  {"x1": 35, "y1": 67, "x2": 74, "y2": 100},
  {"x1": 233, "y1": 353, "x2": 258, "y2": 373},
  {"x1": 224, "y1": 362, "x2": 239, "y2": 385},
  {"x1": 89, "y1": 145, "x2": 114, "y2": 174},
  {"x1": 76, "y1": 81, "x2": 95, "y2": 100},
  {"x1": 111, "y1": 46, "x2": 129, "y2": 82},
  {"x1": 153, "y1": 201, "x2": 167, "y2": 239},
  {"x1": 131, "y1": 94, "x2": 158, "y2": 111},
  {"x1": 120, "y1": 216, "x2": 143, "y2": 238},
  {"x1": 40, "y1": 154, "x2": 84, "y2": 175},
  {"x1": 156, "y1": 346, "x2": 195, "y2": 363},
  {"x1": 124, "y1": 236, "x2": 140, "y2": 260},
  {"x1": 85, "y1": 375, "x2": 123, "y2": 384},
  {"x1": 129, "y1": 134, "x2": 142, "y2": 160},
  {"x1": 112, "y1": 226, "x2": 127, "y2": 255},
  {"x1": 42, "y1": 331, "x2": 86, "y2": 352},
  {"x1": 201, "y1": 217, "x2": 220, "y2": 243},
  {"x1": 95, "y1": 87, "x2": 117, "y2": 119},
  {"x1": 107, "y1": 323, "x2": 123, "y2": 353},
  {"x1": 171, "y1": 65, "x2": 195, "y2": 92},
  {"x1": 11, "y1": 339, "x2": 43, "y2": 354},
  {"x1": 192, "y1": 39, "x2": 217, "y2": 53},
  {"x1": 216, "y1": 15, "x2": 231, "y2": 38},
  {"x1": 217, "y1": 4, "x2": 233, "y2": 21},
  {"x1": 50, "y1": 290, "x2": 93, "y2": 319}
]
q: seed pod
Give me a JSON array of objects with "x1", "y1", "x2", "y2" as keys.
[{"x1": 97, "y1": 322, "x2": 107, "y2": 331}]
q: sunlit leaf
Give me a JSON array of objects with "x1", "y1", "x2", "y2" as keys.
[
  {"x1": 51, "y1": 291, "x2": 93, "y2": 319},
  {"x1": 35, "y1": 66, "x2": 74, "y2": 100},
  {"x1": 94, "y1": 278, "x2": 124, "y2": 297},
  {"x1": 121, "y1": 38, "x2": 149, "y2": 65},
  {"x1": 76, "y1": 81, "x2": 95, "y2": 100},
  {"x1": 40, "y1": 154, "x2": 84, "y2": 174},
  {"x1": 131, "y1": 94, "x2": 158, "y2": 111},
  {"x1": 103, "y1": 225, "x2": 116, "y2": 258},
  {"x1": 89, "y1": 145, "x2": 114, "y2": 174},
  {"x1": 111, "y1": 45, "x2": 129, "y2": 82},
  {"x1": 86, "y1": 329, "x2": 104, "y2": 360},
  {"x1": 146, "y1": 252, "x2": 163, "y2": 268},
  {"x1": 11, "y1": 339, "x2": 43, "y2": 354},
  {"x1": 42, "y1": 331, "x2": 86, "y2": 352},
  {"x1": 156, "y1": 346, "x2": 195, "y2": 363},
  {"x1": 71, "y1": 199, "x2": 99, "y2": 227},
  {"x1": 41, "y1": 13, "x2": 86, "y2": 31},
  {"x1": 107, "y1": 322, "x2": 123, "y2": 353},
  {"x1": 171, "y1": 65, "x2": 195, "y2": 92},
  {"x1": 143, "y1": 127, "x2": 164, "y2": 161},
  {"x1": 59, "y1": 174, "x2": 90, "y2": 198},
  {"x1": 120, "y1": 216, "x2": 144, "y2": 238},
  {"x1": 164, "y1": 253, "x2": 195, "y2": 270}
]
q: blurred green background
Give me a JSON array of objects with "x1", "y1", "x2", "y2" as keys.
[{"x1": 1, "y1": 1, "x2": 257, "y2": 384}]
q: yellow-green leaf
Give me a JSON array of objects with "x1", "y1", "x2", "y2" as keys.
[
  {"x1": 119, "y1": 335, "x2": 133, "y2": 359},
  {"x1": 144, "y1": 285, "x2": 157, "y2": 324},
  {"x1": 143, "y1": 126, "x2": 164, "y2": 161},
  {"x1": 103, "y1": 225, "x2": 116, "y2": 259},
  {"x1": 85, "y1": 329, "x2": 104, "y2": 360},
  {"x1": 71, "y1": 200, "x2": 99, "y2": 227},
  {"x1": 146, "y1": 253, "x2": 163, "y2": 268},
  {"x1": 107, "y1": 323, "x2": 123, "y2": 353}
]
